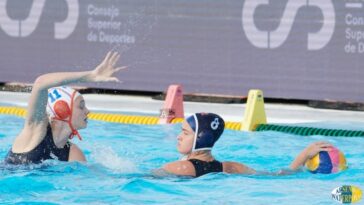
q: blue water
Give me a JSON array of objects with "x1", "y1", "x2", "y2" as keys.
[{"x1": 0, "y1": 115, "x2": 363, "y2": 205}]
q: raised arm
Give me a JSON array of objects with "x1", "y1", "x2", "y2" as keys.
[
  {"x1": 289, "y1": 141, "x2": 332, "y2": 171},
  {"x1": 26, "y1": 52, "x2": 125, "y2": 126}
]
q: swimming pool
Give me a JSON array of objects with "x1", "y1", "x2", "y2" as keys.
[{"x1": 0, "y1": 114, "x2": 363, "y2": 204}]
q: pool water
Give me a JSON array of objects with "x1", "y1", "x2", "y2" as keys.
[{"x1": 0, "y1": 115, "x2": 363, "y2": 204}]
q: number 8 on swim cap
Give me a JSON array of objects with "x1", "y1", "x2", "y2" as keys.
[{"x1": 210, "y1": 118, "x2": 220, "y2": 130}]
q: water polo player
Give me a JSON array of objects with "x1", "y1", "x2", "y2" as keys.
[
  {"x1": 4, "y1": 52, "x2": 124, "y2": 164},
  {"x1": 162, "y1": 113, "x2": 343, "y2": 177},
  {"x1": 162, "y1": 113, "x2": 256, "y2": 177}
]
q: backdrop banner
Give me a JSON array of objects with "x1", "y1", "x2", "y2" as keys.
[{"x1": 0, "y1": 1, "x2": 363, "y2": 102}]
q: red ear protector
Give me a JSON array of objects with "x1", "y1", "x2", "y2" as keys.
[
  {"x1": 53, "y1": 101, "x2": 71, "y2": 120},
  {"x1": 52, "y1": 91, "x2": 82, "y2": 141}
]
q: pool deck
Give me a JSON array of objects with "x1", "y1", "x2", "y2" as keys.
[{"x1": 0, "y1": 91, "x2": 363, "y2": 124}]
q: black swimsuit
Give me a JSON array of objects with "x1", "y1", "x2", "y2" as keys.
[
  {"x1": 4, "y1": 124, "x2": 71, "y2": 164},
  {"x1": 188, "y1": 159, "x2": 223, "y2": 177}
]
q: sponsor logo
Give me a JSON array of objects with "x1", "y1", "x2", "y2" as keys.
[
  {"x1": 0, "y1": 0, "x2": 79, "y2": 39},
  {"x1": 331, "y1": 185, "x2": 362, "y2": 204},
  {"x1": 242, "y1": 0, "x2": 335, "y2": 50}
]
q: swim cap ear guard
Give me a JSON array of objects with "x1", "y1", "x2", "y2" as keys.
[
  {"x1": 53, "y1": 100, "x2": 71, "y2": 120},
  {"x1": 47, "y1": 86, "x2": 83, "y2": 140},
  {"x1": 186, "y1": 113, "x2": 225, "y2": 152}
]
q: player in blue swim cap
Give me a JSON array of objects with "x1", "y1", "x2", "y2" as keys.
[
  {"x1": 162, "y1": 113, "x2": 255, "y2": 177},
  {"x1": 185, "y1": 113, "x2": 224, "y2": 152},
  {"x1": 162, "y1": 113, "x2": 335, "y2": 177},
  {"x1": 5, "y1": 52, "x2": 126, "y2": 164}
]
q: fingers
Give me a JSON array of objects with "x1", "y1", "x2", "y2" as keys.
[
  {"x1": 114, "y1": 66, "x2": 127, "y2": 73},
  {"x1": 313, "y1": 141, "x2": 332, "y2": 147},
  {"x1": 314, "y1": 141, "x2": 329, "y2": 145},
  {"x1": 102, "y1": 51, "x2": 119, "y2": 65},
  {"x1": 320, "y1": 147, "x2": 332, "y2": 152},
  {"x1": 106, "y1": 77, "x2": 120, "y2": 82},
  {"x1": 110, "y1": 52, "x2": 120, "y2": 66},
  {"x1": 311, "y1": 141, "x2": 333, "y2": 152},
  {"x1": 103, "y1": 51, "x2": 112, "y2": 64},
  {"x1": 320, "y1": 143, "x2": 332, "y2": 148}
]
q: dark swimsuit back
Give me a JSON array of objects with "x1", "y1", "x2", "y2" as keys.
[
  {"x1": 5, "y1": 124, "x2": 71, "y2": 164},
  {"x1": 188, "y1": 159, "x2": 223, "y2": 177}
]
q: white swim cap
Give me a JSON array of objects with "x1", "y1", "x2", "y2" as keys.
[
  {"x1": 47, "y1": 86, "x2": 83, "y2": 140},
  {"x1": 47, "y1": 86, "x2": 81, "y2": 119}
]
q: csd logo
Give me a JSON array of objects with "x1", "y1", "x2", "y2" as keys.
[
  {"x1": 0, "y1": 0, "x2": 79, "y2": 39},
  {"x1": 242, "y1": 0, "x2": 335, "y2": 50}
]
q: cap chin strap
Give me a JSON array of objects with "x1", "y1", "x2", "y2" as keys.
[{"x1": 53, "y1": 90, "x2": 83, "y2": 141}]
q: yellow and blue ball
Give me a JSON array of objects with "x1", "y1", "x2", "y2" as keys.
[{"x1": 305, "y1": 146, "x2": 347, "y2": 174}]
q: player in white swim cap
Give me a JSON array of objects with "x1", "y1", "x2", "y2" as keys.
[
  {"x1": 47, "y1": 86, "x2": 83, "y2": 140},
  {"x1": 5, "y1": 52, "x2": 125, "y2": 164}
]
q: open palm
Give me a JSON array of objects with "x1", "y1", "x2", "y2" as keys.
[{"x1": 91, "y1": 51, "x2": 126, "y2": 82}]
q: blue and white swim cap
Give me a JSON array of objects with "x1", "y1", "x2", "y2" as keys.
[
  {"x1": 47, "y1": 86, "x2": 81, "y2": 120},
  {"x1": 186, "y1": 113, "x2": 225, "y2": 152},
  {"x1": 46, "y1": 86, "x2": 83, "y2": 140}
]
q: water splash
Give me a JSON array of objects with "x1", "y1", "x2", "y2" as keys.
[{"x1": 89, "y1": 145, "x2": 137, "y2": 174}]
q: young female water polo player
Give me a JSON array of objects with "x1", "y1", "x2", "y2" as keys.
[
  {"x1": 4, "y1": 52, "x2": 125, "y2": 164},
  {"x1": 162, "y1": 113, "x2": 335, "y2": 177}
]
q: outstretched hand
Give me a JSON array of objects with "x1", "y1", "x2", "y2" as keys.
[
  {"x1": 91, "y1": 51, "x2": 126, "y2": 82},
  {"x1": 304, "y1": 141, "x2": 332, "y2": 159},
  {"x1": 290, "y1": 141, "x2": 333, "y2": 170}
]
